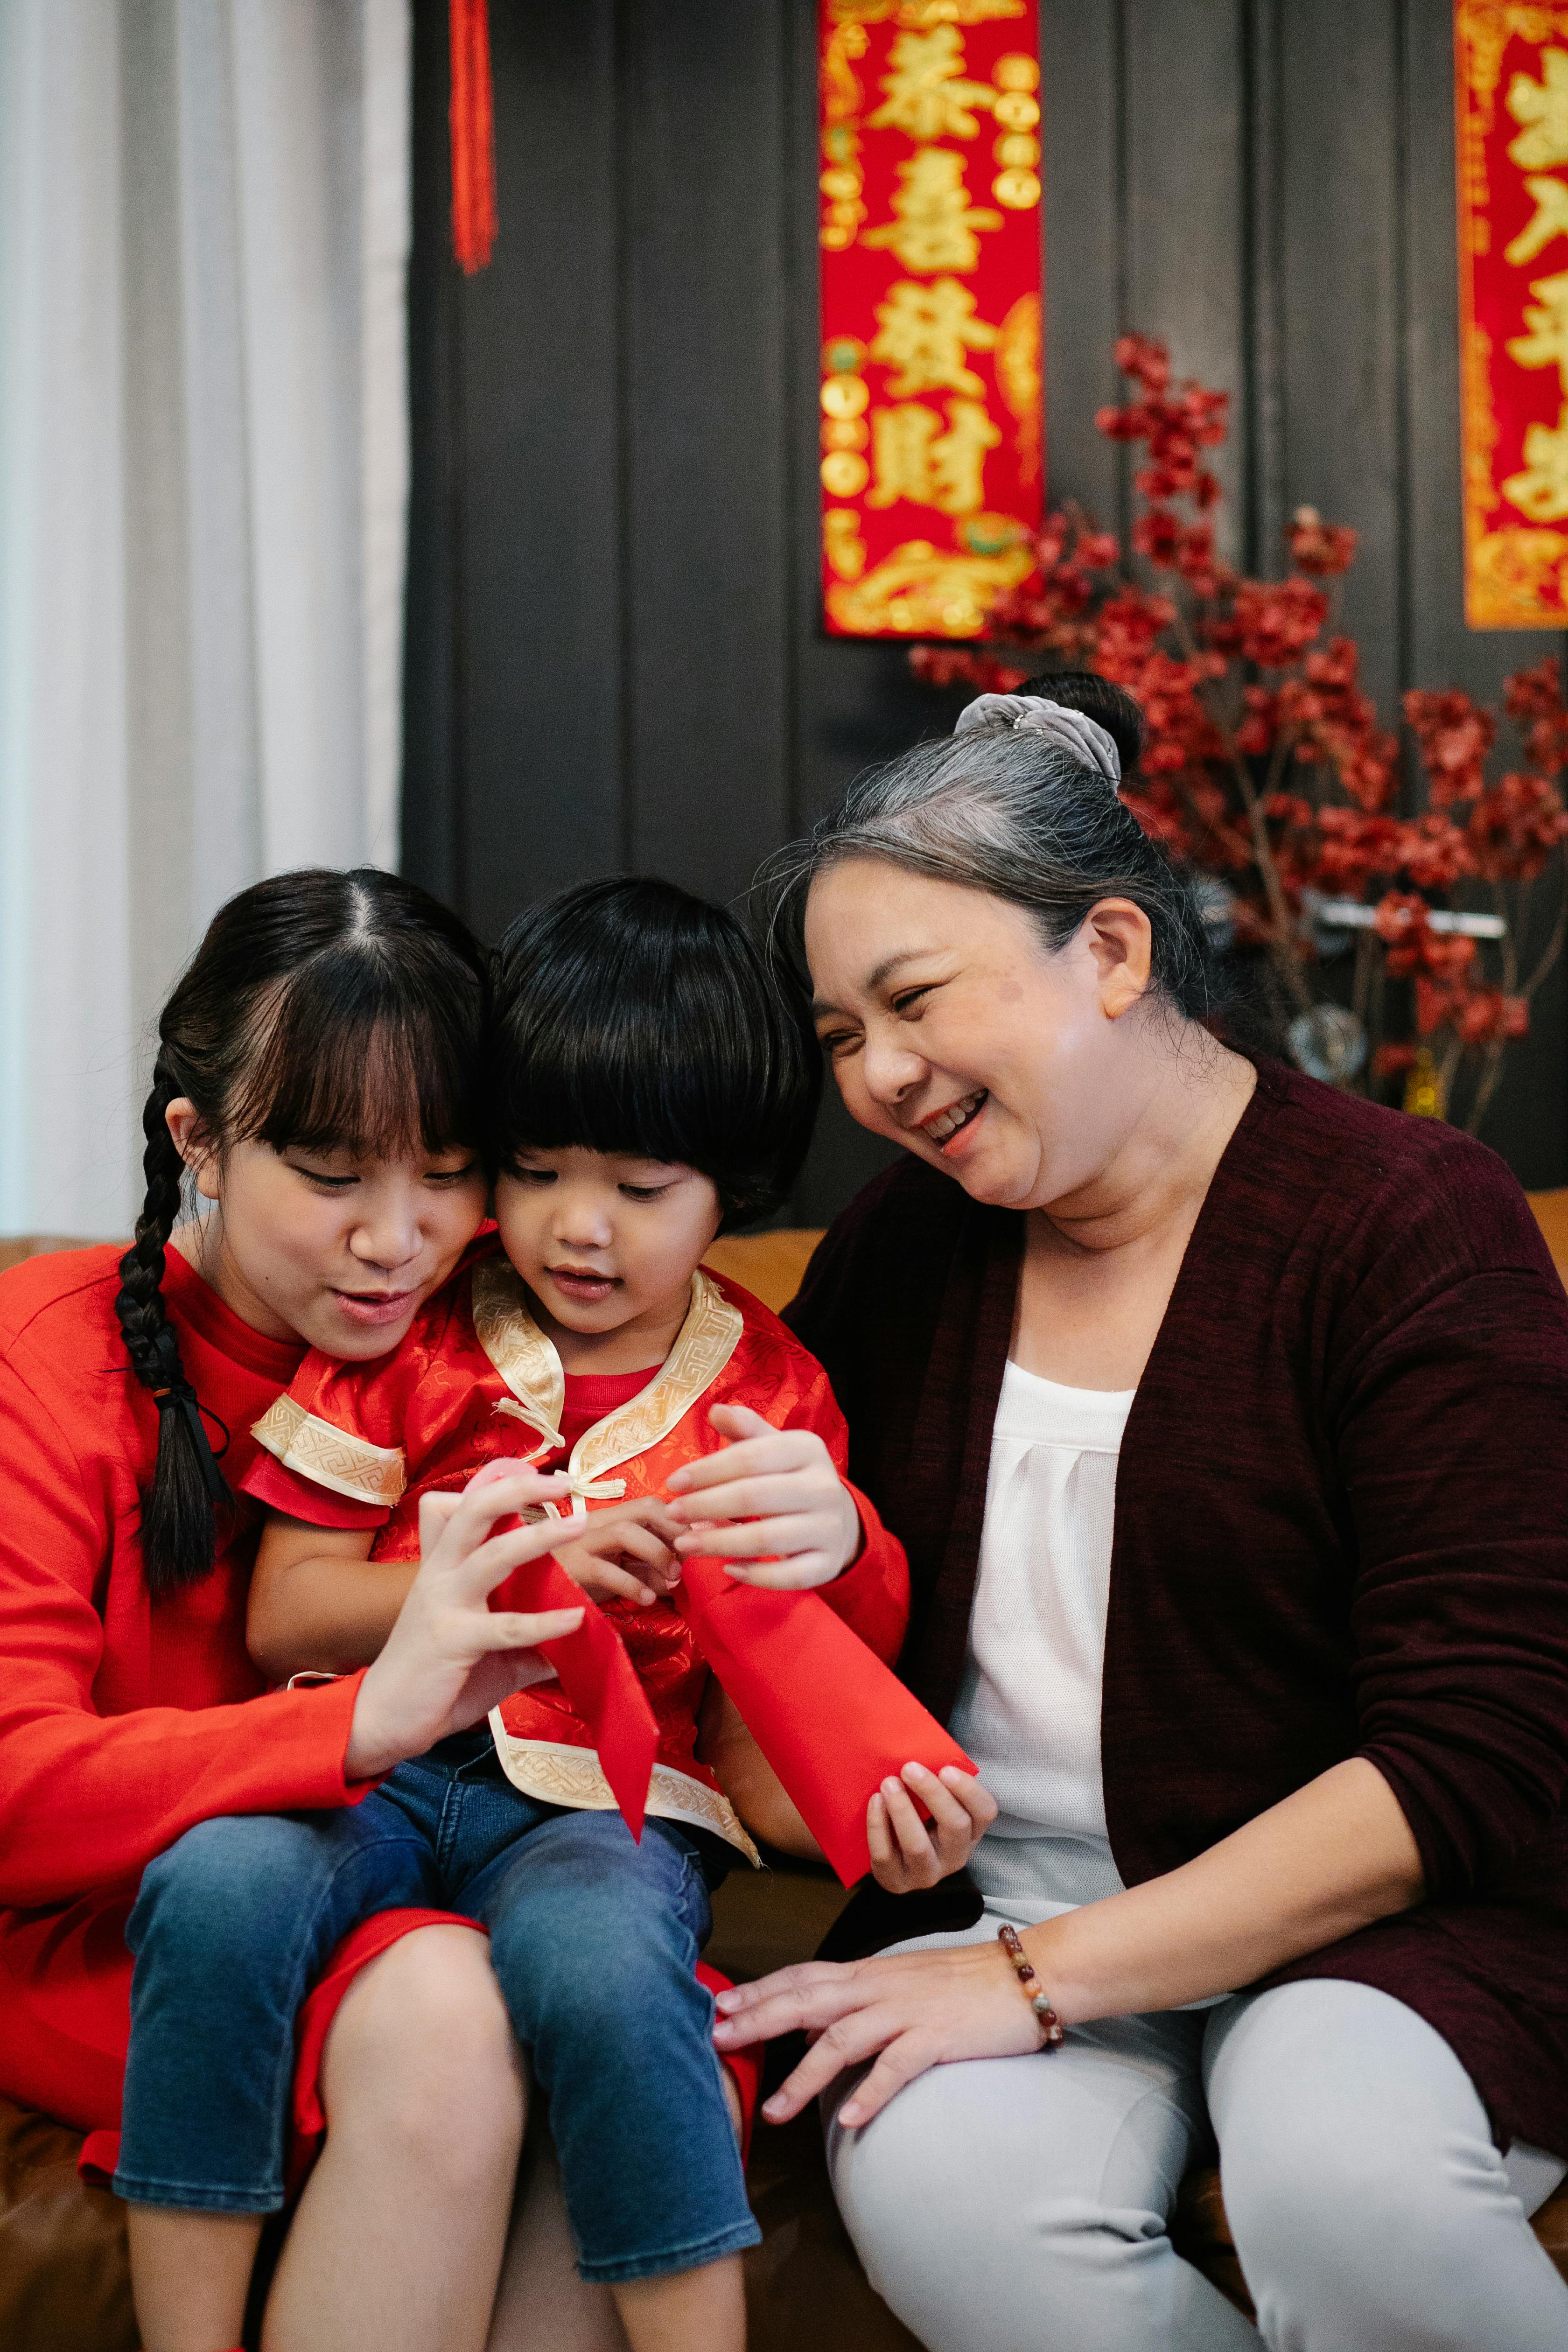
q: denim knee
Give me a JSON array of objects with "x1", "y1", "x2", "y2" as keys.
[
  {"x1": 130, "y1": 1813, "x2": 328, "y2": 1977},
  {"x1": 116, "y1": 1802, "x2": 436, "y2": 2213},
  {"x1": 477, "y1": 1819, "x2": 711, "y2": 2042}
]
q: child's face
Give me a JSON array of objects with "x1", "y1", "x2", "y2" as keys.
[{"x1": 494, "y1": 1148, "x2": 723, "y2": 1345}]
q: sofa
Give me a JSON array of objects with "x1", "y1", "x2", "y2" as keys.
[{"x1": 3, "y1": 1216, "x2": 1568, "y2": 2347}]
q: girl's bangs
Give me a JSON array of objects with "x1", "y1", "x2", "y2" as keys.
[{"x1": 231, "y1": 953, "x2": 482, "y2": 1163}]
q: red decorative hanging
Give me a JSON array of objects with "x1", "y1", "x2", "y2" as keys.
[
  {"x1": 449, "y1": 0, "x2": 497, "y2": 275},
  {"x1": 817, "y1": 0, "x2": 1045, "y2": 639}
]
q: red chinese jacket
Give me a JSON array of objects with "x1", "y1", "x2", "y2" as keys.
[{"x1": 246, "y1": 1249, "x2": 910, "y2": 1862}]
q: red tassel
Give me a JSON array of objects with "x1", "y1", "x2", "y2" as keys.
[{"x1": 449, "y1": 0, "x2": 497, "y2": 274}]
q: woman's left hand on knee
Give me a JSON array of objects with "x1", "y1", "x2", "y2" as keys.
[
  {"x1": 665, "y1": 1406, "x2": 861, "y2": 1589},
  {"x1": 713, "y1": 1944, "x2": 1043, "y2": 2129}
]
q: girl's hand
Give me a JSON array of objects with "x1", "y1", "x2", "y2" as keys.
[
  {"x1": 868, "y1": 1763, "x2": 998, "y2": 1893},
  {"x1": 550, "y1": 1496, "x2": 685, "y2": 1608},
  {"x1": 345, "y1": 1463, "x2": 586, "y2": 1779},
  {"x1": 665, "y1": 1403, "x2": 861, "y2": 1590},
  {"x1": 712, "y1": 1939, "x2": 1047, "y2": 2129}
]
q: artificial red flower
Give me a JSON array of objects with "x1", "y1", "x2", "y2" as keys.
[
  {"x1": 1468, "y1": 770, "x2": 1568, "y2": 881},
  {"x1": 1404, "y1": 689, "x2": 1495, "y2": 805},
  {"x1": 1219, "y1": 577, "x2": 1328, "y2": 668},
  {"x1": 1286, "y1": 506, "x2": 1358, "y2": 577},
  {"x1": 1504, "y1": 658, "x2": 1568, "y2": 776}
]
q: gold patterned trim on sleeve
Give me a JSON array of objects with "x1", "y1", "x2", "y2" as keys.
[
  {"x1": 250, "y1": 1393, "x2": 406, "y2": 1509},
  {"x1": 486, "y1": 1719, "x2": 762, "y2": 1867}
]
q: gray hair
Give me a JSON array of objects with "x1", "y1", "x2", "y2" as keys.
[{"x1": 766, "y1": 698, "x2": 1213, "y2": 1020}]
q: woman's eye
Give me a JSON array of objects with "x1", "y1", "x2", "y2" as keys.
[
  {"x1": 891, "y1": 985, "x2": 934, "y2": 1015},
  {"x1": 818, "y1": 1029, "x2": 860, "y2": 1059}
]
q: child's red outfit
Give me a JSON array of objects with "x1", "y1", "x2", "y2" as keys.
[{"x1": 246, "y1": 1246, "x2": 911, "y2": 1852}]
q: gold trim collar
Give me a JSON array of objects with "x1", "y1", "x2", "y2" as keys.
[{"x1": 471, "y1": 1260, "x2": 743, "y2": 1503}]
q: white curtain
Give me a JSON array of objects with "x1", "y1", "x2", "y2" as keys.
[{"x1": 0, "y1": 0, "x2": 412, "y2": 1239}]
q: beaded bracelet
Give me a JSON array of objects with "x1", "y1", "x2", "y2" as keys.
[{"x1": 998, "y1": 1923, "x2": 1065, "y2": 2050}]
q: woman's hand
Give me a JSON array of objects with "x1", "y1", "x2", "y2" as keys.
[
  {"x1": 868, "y1": 1762, "x2": 997, "y2": 1892},
  {"x1": 344, "y1": 1463, "x2": 586, "y2": 1780},
  {"x1": 550, "y1": 1496, "x2": 684, "y2": 1609},
  {"x1": 712, "y1": 1939, "x2": 1044, "y2": 2129},
  {"x1": 665, "y1": 1403, "x2": 861, "y2": 1589}
]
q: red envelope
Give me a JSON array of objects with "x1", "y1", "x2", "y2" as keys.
[
  {"x1": 676, "y1": 1558, "x2": 976, "y2": 1886},
  {"x1": 474, "y1": 1459, "x2": 659, "y2": 1841}
]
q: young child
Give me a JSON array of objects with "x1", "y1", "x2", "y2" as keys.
[{"x1": 189, "y1": 877, "x2": 910, "y2": 2352}]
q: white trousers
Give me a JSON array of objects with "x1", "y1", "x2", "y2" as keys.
[{"x1": 826, "y1": 1973, "x2": 1568, "y2": 2352}]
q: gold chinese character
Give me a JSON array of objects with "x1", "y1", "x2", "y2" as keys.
[
  {"x1": 868, "y1": 397, "x2": 1001, "y2": 514},
  {"x1": 870, "y1": 278, "x2": 999, "y2": 396},
  {"x1": 867, "y1": 28, "x2": 997, "y2": 139},
  {"x1": 1503, "y1": 401, "x2": 1568, "y2": 519},
  {"x1": 1507, "y1": 175, "x2": 1568, "y2": 266},
  {"x1": 1508, "y1": 48, "x2": 1568, "y2": 170},
  {"x1": 864, "y1": 147, "x2": 1002, "y2": 273},
  {"x1": 1508, "y1": 270, "x2": 1568, "y2": 388}
]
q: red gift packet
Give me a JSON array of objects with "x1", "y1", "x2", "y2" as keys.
[
  {"x1": 676, "y1": 1556, "x2": 976, "y2": 1886},
  {"x1": 474, "y1": 1465, "x2": 974, "y2": 1879}
]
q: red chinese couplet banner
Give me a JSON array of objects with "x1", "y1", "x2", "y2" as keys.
[
  {"x1": 1456, "y1": 1, "x2": 1568, "y2": 626},
  {"x1": 818, "y1": 0, "x2": 1044, "y2": 638}
]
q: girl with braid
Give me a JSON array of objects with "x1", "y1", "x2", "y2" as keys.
[{"x1": 0, "y1": 869, "x2": 621, "y2": 2352}]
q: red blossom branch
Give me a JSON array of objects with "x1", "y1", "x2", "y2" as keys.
[{"x1": 907, "y1": 331, "x2": 1568, "y2": 1137}]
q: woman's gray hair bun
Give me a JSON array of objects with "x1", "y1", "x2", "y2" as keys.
[{"x1": 953, "y1": 693, "x2": 1122, "y2": 788}]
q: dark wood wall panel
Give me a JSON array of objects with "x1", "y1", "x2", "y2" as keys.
[
  {"x1": 1037, "y1": 1, "x2": 1120, "y2": 538},
  {"x1": 1124, "y1": 1, "x2": 1248, "y2": 561},
  {"x1": 404, "y1": 0, "x2": 1568, "y2": 1206},
  {"x1": 1278, "y1": 1, "x2": 1406, "y2": 723},
  {"x1": 623, "y1": 2, "x2": 795, "y2": 900},
  {"x1": 460, "y1": 0, "x2": 624, "y2": 937}
]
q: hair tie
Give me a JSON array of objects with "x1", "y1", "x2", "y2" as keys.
[
  {"x1": 145, "y1": 1329, "x2": 230, "y2": 1504},
  {"x1": 953, "y1": 693, "x2": 1122, "y2": 788}
]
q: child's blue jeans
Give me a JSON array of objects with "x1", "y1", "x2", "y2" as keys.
[{"x1": 113, "y1": 1732, "x2": 759, "y2": 2284}]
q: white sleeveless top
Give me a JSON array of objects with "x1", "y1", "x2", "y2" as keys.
[{"x1": 949, "y1": 1359, "x2": 1135, "y2": 1919}]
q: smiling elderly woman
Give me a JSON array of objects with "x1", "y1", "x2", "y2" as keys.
[{"x1": 711, "y1": 677, "x2": 1568, "y2": 2352}]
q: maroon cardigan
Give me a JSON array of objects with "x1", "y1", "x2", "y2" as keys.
[{"x1": 785, "y1": 1061, "x2": 1568, "y2": 2157}]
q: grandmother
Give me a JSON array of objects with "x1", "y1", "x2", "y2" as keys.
[{"x1": 700, "y1": 677, "x2": 1568, "y2": 2352}]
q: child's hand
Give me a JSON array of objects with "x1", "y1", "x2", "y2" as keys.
[
  {"x1": 664, "y1": 1403, "x2": 861, "y2": 1590},
  {"x1": 868, "y1": 1762, "x2": 998, "y2": 1893},
  {"x1": 551, "y1": 1497, "x2": 685, "y2": 1608}
]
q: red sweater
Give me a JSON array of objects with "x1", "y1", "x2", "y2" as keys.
[
  {"x1": 786, "y1": 1064, "x2": 1568, "y2": 2159},
  {"x1": 0, "y1": 1246, "x2": 368, "y2": 2132}
]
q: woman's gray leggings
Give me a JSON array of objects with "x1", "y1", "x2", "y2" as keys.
[{"x1": 826, "y1": 1973, "x2": 1568, "y2": 2351}]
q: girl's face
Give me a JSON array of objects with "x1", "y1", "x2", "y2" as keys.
[
  {"x1": 494, "y1": 1148, "x2": 723, "y2": 1355},
  {"x1": 803, "y1": 858, "x2": 1157, "y2": 1214},
  {"x1": 169, "y1": 1104, "x2": 488, "y2": 1358}
]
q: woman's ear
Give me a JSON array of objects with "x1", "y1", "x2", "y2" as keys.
[
  {"x1": 1083, "y1": 899, "x2": 1153, "y2": 1020},
  {"x1": 164, "y1": 1097, "x2": 221, "y2": 1202}
]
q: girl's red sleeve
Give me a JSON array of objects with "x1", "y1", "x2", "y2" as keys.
[
  {"x1": 783, "y1": 1365, "x2": 910, "y2": 1666},
  {"x1": 0, "y1": 1358, "x2": 373, "y2": 1912}
]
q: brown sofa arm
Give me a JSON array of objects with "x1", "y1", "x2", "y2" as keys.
[{"x1": 0, "y1": 2100, "x2": 135, "y2": 2352}]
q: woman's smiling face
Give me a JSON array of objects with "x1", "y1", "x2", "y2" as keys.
[{"x1": 803, "y1": 858, "x2": 1156, "y2": 1213}]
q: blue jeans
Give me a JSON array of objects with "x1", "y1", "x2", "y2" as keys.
[{"x1": 115, "y1": 1733, "x2": 758, "y2": 2283}]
